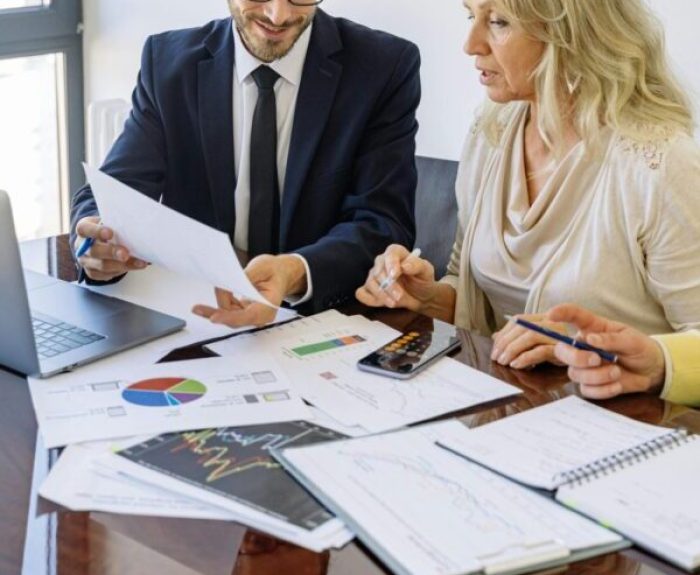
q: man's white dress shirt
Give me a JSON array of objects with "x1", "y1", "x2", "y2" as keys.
[{"x1": 232, "y1": 23, "x2": 313, "y2": 303}]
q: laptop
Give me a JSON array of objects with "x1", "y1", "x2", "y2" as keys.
[{"x1": 0, "y1": 190, "x2": 185, "y2": 378}]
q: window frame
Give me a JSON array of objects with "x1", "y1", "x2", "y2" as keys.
[{"x1": 0, "y1": 0, "x2": 84, "y2": 232}]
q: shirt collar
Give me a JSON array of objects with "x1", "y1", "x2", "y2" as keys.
[{"x1": 233, "y1": 19, "x2": 313, "y2": 87}]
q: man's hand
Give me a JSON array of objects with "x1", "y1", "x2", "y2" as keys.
[
  {"x1": 547, "y1": 304, "x2": 666, "y2": 400},
  {"x1": 74, "y1": 216, "x2": 148, "y2": 281},
  {"x1": 192, "y1": 254, "x2": 307, "y2": 328},
  {"x1": 491, "y1": 314, "x2": 568, "y2": 369}
]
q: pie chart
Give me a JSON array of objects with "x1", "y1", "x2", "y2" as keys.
[{"x1": 122, "y1": 377, "x2": 207, "y2": 407}]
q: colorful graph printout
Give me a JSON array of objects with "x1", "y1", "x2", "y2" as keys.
[
  {"x1": 122, "y1": 377, "x2": 207, "y2": 408},
  {"x1": 118, "y1": 421, "x2": 346, "y2": 529},
  {"x1": 291, "y1": 335, "x2": 366, "y2": 358}
]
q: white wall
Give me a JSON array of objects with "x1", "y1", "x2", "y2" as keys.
[{"x1": 83, "y1": 0, "x2": 700, "y2": 161}]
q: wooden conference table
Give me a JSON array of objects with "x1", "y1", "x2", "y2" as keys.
[{"x1": 2, "y1": 235, "x2": 699, "y2": 575}]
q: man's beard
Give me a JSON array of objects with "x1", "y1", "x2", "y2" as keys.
[{"x1": 232, "y1": 6, "x2": 314, "y2": 62}]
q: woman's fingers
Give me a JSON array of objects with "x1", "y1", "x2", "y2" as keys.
[
  {"x1": 356, "y1": 273, "x2": 398, "y2": 308},
  {"x1": 509, "y1": 344, "x2": 557, "y2": 369},
  {"x1": 567, "y1": 364, "x2": 622, "y2": 386},
  {"x1": 357, "y1": 245, "x2": 433, "y2": 310},
  {"x1": 553, "y1": 342, "x2": 603, "y2": 368},
  {"x1": 579, "y1": 382, "x2": 624, "y2": 400}
]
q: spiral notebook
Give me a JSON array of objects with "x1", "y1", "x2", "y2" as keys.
[{"x1": 438, "y1": 396, "x2": 700, "y2": 571}]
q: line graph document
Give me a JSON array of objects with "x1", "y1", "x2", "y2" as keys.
[
  {"x1": 276, "y1": 422, "x2": 623, "y2": 575},
  {"x1": 102, "y1": 422, "x2": 353, "y2": 552},
  {"x1": 29, "y1": 356, "x2": 310, "y2": 448},
  {"x1": 292, "y1": 355, "x2": 521, "y2": 433},
  {"x1": 437, "y1": 396, "x2": 674, "y2": 490}
]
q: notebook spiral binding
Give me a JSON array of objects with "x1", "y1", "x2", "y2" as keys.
[{"x1": 552, "y1": 429, "x2": 695, "y2": 488}]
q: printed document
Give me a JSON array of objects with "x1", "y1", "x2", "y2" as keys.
[
  {"x1": 102, "y1": 424, "x2": 353, "y2": 552},
  {"x1": 87, "y1": 264, "x2": 296, "y2": 356},
  {"x1": 208, "y1": 312, "x2": 521, "y2": 431},
  {"x1": 276, "y1": 422, "x2": 623, "y2": 575},
  {"x1": 28, "y1": 355, "x2": 310, "y2": 448},
  {"x1": 85, "y1": 165, "x2": 273, "y2": 306}
]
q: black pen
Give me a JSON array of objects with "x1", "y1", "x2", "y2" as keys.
[{"x1": 505, "y1": 315, "x2": 618, "y2": 364}]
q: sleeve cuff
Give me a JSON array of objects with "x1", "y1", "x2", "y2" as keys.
[
  {"x1": 651, "y1": 330, "x2": 700, "y2": 406},
  {"x1": 650, "y1": 334, "x2": 674, "y2": 400},
  {"x1": 283, "y1": 253, "x2": 313, "y2": 307},
  {"x1": 439, "y1": 273, "x2": 460, "y2": 290}
]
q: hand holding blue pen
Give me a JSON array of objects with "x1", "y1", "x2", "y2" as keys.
[
  {"x1": 74, "y1": 215, "x2": 148, "y2": 281},
  {"x1": 75, "y1": 235, "x2": 96, "y2": 258},
  {"x1": 75, "y1": 218, "x2": 102, "y2": 258},
  {"x1": 505, "y1": 315, "x2": 618, "y2": 364}
]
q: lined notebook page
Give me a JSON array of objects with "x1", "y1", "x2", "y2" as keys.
[
  {"x1": 437, "y1": 396, "x2": 673, "y2": 490},
  {"x1": 557, "y1": 438, "x2": 700, "y2": 571}
]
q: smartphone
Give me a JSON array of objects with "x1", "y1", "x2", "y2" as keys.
[{"x1": 357, "y1": 319, "x2": 461, "y2": 379}]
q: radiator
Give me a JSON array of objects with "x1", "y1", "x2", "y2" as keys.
[{"x1": 86, "y1": 99, "x2": 130, "y2": 167}]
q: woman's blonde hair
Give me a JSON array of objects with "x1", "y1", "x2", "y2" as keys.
[{"x1": 481, "y1": 0, "x2": 694, "y2": 154}]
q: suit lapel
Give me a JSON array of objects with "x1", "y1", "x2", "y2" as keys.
[
  {"x1": 280, "y1": 11, "x2": 342, "y2": 247},
  {"x1": 198, "y1": 21, "x2": 237, "y2": 238}
]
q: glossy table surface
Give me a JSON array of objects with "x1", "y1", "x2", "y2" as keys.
[{"x1": 2, "y1": 236, "x2": 698, "y2": 575}]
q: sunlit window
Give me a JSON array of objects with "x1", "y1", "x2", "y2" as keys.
[
  {"x1": 0, "y1": 0, "x2": 80, "y2": 241},
  {"x1": 0, "y1": 0, "x2": 50, "y2": 10},
  {"x1": 0, "y1": 54, "x2": 64, "y2": 240}
]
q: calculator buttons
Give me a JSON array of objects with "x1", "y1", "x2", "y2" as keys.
[{"x1": 378, "y1": 332, "x2": 432, "y2": 362}]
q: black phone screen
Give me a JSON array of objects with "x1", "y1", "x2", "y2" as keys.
[{"x1": 357, "y1": 319, "x2": 461, "y2": 379}]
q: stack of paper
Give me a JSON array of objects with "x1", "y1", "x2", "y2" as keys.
[
  {"x1": 31, "y1": 310, "x2": 372, "y2": 551},
  {"x1": 99, "y1": 421, "x2": 354, "y2": 551},
  {"x1": 40, "y1": 440, "x2": 241, "y2": 521}
]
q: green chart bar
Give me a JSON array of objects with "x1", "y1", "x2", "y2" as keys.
[{"x1": 292, "y1": 335, "x2": 366, "y2": 357}]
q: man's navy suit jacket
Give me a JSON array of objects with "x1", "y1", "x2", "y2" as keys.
[{"x1": 71, "y1": 10, "x2": 420, "y2": 313}]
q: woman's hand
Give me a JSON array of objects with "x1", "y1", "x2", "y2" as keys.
[
  {"x1": 355, "y1": 245, "x2": 439, "y2": 312},
  {"x1": 491, "y1": 314, "x2": 568, "y2": 369},
  {"x1": 547, "y1": 304, "x2": 666, "y2": 400}
]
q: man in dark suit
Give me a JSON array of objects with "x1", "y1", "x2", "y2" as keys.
[{"x1": 72, "y1": 0, "x2": 420, "y2": 326}]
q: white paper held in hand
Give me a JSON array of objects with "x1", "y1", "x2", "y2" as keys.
[{"x1": 84, "y1": 165, "x2": 272, "y2": 307}]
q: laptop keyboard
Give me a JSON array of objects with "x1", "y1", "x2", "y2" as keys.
[{"x1": 32, "y1": 316, "x2": 105, "y2": 359}]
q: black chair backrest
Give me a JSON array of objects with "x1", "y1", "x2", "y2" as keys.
[{"x1": 414, "y1": 155, "x2": 459, "y2": 278}]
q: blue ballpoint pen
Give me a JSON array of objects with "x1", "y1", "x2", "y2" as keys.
[
  {"x1": 75, "y1": 236, "x2": 95, "y2": 258},
  {"x1": 505, "y1": 315, "x2": 619, "y2": 364},
  {"x1": 75, "y1": 219, "x2": 101, "y2": 258}
]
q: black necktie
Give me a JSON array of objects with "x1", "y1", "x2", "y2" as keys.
[{"x1": 248, "y1": 65, "x2": 281, "y2": 258}]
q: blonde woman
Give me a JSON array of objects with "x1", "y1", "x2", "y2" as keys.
[{"x1": 357, "y1": 0, "x2": 700, "y2": 370}]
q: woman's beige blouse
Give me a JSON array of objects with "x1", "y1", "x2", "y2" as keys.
[{"x1": 442, "y1": 103, "x2": 700, "y2": 336}]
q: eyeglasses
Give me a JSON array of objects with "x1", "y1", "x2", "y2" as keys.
[{"x1": 246, "y1": 0, "x2": 324, "y2": 6}]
